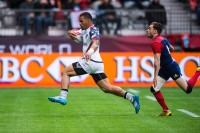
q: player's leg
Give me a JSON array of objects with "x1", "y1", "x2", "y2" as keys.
[
  {"x1": 91, "y1": 73, "x2": 140, "y2": 113},
  {"x1": 174, "y1": 77, "x2": 190, "y2": 93},
  {"x1": 97, "y1": 78, "x2": 125, "y2": 97},
  {"x1": 48, "y1": 62, "x2": 87, "y2": 105},
  {"x1": 186, "y1": 66, "x2": 200, "y2": 89},
  {"x1": 150, "y1": 76, "x2": 171, "y2": 116},
  {"x1": 173, "y1": 64, "x2": 200, "y2": 94}
]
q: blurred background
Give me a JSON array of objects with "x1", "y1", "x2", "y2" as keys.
[{"x1": 0, "y1": 0, "x2": 200, "y2": 50}]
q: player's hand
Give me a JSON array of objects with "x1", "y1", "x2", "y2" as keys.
[
  {"x1": 67, "y1": 30, "x2": 77, "y2": 40},
  {"x1": 85, "y1": 52, "x2": 92, "y2": 61}
]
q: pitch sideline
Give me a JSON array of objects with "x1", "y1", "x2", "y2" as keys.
[{"x1": 177, "y1": 109, "x2": 200, "y2": 117}]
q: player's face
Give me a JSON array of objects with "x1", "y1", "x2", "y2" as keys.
[
  {"x1": 146, "y1": 25, "x2": 155, "y2": 39},
  {"x1": 79, "y1": 16, "x2": 90, "y2": 30}
]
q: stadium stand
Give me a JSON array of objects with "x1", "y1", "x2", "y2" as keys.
[{"x1": 0, "y1": 0, "x2": 200, "y2": 38}]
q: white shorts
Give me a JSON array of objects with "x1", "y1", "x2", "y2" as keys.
[{"x1": 78, "y1": 58, "x2": 104, "y2": 74}]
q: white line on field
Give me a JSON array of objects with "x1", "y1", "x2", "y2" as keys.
[
  {"x1": 177, "y1": 109, "x2": 200, "y2": 117},
  {"x1": 145, "y1": 95, "x2": 157, "y2": 101},
  {"x1": 127, "y1": 88, "x2": 139, "y2": 94}
]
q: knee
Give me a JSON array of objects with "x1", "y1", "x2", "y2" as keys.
[
  {"x1": 101, "y1": 85, "x2": 112, "y2": 93},
  {"x1": 61, "y1": 70, "x2": 69, "y2": 76},
  {"x1": 150, "y1": 86, "x2": 156, "y2": 93},
  {"x1": 185, "y1": 86, "x2": 192, "y2": 94}
]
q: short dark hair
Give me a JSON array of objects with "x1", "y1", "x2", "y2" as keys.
[
  {"x1": 151, "y1": 22, "x2": 163, "y2": 34},
  {"x1": 80, "y1": 12, "x2": 92, "y2": 20}
]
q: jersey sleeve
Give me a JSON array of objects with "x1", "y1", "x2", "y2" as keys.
[
  {"x1": 151, "y1": 42, "x2": 163, "y2": 53},
  {"x1": 90, "y1": 28, "x2": 100, "y2": 40},
  {"x1": 164, "y1": 38, "x2": 171, "y2": 47},
  {"x1": 167, "y1": 42, "x2": 172, "y2": 48}
]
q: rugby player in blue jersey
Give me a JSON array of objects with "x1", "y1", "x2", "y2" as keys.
[{"x1": 147, "y1": 22, "x2": 200, "y2": 116}]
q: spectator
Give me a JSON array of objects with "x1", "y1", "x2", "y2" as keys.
[
  {"x1": 6, "y1": 0, "x2": 24, "y2": 9},
  {"x1": 79, "y1": 0, "x2": 91, "y2": 9},
  {"x1": 34, "y1": 0, "x2": 53, "y2": 34},
  {"x1": 98, "y1": 0, "x2": 121, "y2": 35},
  {"x1": 19, "y1": 0, "x2": 35, "y2": 35},
  {"x1": 59, "y1": 0, "x2": 73, "y2": 9},
  {"x1": 145, "y1": 0, "x2": 167, "y2": 26},
  {"x1": 121, "y1": 0, "x2": 135, "y2": 8},
  {"x1": 62, "y1": 0, "x2": 81, "y2": 11},
  {"x1": 49, "y1": 0, "x2": 61, "y2": 9},
  {"x1": 91, "y1": 0, "x2": 103, "y2": 10},
  {"x1": 110, "y1": 0, "x2": 122, "y2": 9},
  {"x1": 61, "y1": 0, "x2": 82, "y2": 29},
  {"x1": 174, "y1": 36, "x2": 182, "y2": 52},
  {"x1": 196, "y1": 0, "x2": 200, "y2": 25}
]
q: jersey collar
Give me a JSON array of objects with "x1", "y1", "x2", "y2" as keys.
[
  {"x1": 154, "y1": 35, "x2": 160, "y2": 40},
  {"x1": 85, "y1": 25, "x2": 94, "y2": 32}
]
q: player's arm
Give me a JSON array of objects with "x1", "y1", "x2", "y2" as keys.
[
  {"x1": 85, "y1": 39, "x2": 100, "y2": 61},
  {"x1": 169, "y1": 44, "x2": 174, "y2": 51},
  {"x1": 153, "y1": 53, "x2": 161, "y2": 87}
]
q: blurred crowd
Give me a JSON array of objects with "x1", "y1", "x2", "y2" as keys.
[
  {"x1": 0, "y1": 0, "x2": 198, "y2": 36},
  {"x1": 0, "y1": 0, "x2": 168, "y2": 36},
  {"x1": 193, "y1": 0, "x2": 200, "y2": 25}
]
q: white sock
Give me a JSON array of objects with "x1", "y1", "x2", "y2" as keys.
[
  {"x1": 60, "y1": 89, "x2": 68, "y2": 99},
  {"x1": 124, "y1": 92, "x2": 133, "y2": 102}
]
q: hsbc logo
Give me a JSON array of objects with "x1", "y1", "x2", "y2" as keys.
[
  {"x1": 0, "y1": 56, "x2": 88, "y2": 83},
  {"x1": 47, "y1": 57, "x2": 88, "y2": 82}
]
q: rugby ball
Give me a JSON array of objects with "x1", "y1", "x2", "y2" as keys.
[{"x1": 72, "y1": 29, "x2": 82, "y2": 43}]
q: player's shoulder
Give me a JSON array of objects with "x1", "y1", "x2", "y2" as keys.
[
  {"x1": 151, "y1": 36, "x2": 164, "y2": 48},
  {"x1": 153, "y1": 36, "x2": 167, "y2": 46},
  {"x1": 154, "y1": 35, "x2": 164, "y2": 42},
  {"x1": 89, "y1": 25, "x2": 100, "y2": 37},
  {"x1": 90, "y1": 25, "x2": 99, "y2": 32}
]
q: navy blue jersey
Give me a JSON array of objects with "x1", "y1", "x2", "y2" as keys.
[
  {"x1": 151, "y1": 35, "x2": 174, "y2": 68},
  {"x1": 151, "y1": 35, "x2": 182, "y2": 80}
]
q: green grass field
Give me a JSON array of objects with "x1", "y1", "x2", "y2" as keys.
[{"x1": 0, "y1": 87, "x2": 200, "y2": 133}]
